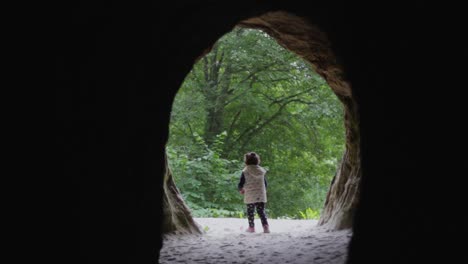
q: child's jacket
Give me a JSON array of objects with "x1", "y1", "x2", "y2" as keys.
[{"x1": 240, "y1": 165, "x2": 267, "y2": 204}]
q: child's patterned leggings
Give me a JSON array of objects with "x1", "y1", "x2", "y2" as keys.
[{"x1": 246, "y1": 202, "x2": 269, "y2": 227}]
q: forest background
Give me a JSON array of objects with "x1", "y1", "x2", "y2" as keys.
[{"x1": 167, "y1": 27, "x2": 345, "y2": 219}]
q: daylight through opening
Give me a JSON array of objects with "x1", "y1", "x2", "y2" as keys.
[{"x1": 166, "y1": 26, "x2": 345, "y2": 223}]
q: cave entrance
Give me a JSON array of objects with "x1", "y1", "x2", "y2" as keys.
[
  {"x1": 163, "y1": 11, "x2": 359, "y2": 236},
  {"x1": 160, "y1": 10, "x2": 360, "y2": 264},
  {"x1": 167, "y1": 25, "x2": 345, "y2": 222}
]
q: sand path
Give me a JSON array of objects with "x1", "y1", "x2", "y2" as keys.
[{"x1": 160, "y1": 218, "x2": 352, "y2": 264}]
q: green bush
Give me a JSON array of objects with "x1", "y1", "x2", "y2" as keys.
[
  {"x1": 298, "y1": 208, "x2": 320, "y2": 220},
  {"x1": 167, "y1": 135, "x2": 245, "y2": 218}
]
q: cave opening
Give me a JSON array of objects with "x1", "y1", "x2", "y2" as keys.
[
  {"x1": 167, "y1": 25, "x2": 345, "y2": 222},
  {"x1": 160, "y1": 11, "x2": 360, "y2": 263},
  {"x1": 163, "y1": 10, "x2": 359, "y2": 233}
]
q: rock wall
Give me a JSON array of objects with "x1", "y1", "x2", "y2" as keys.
[{"x1": 162, "y1": 154, "x2": 203, "y2": 234}]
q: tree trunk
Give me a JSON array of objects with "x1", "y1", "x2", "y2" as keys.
[
  {"x1": 318, "y1": 96, "x2": 361, "y2": 230},
  {"x1": 202, "y1": 46, "x2": 228, "y2": 146},
  {"x1": 162, "y1": 153, "x2": 203, "y2": 235},
  {"x1": 204, "y1": 105, "x2": 224, "y2": 145}
]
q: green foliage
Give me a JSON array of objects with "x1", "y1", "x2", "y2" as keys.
[
  {"x1": 167, "y1": 135, "x2": 245, "y2": 217},
  {"x1": 299, "y1": 208, "x2": 321, "y2": 220},
  {"x1": 238, "y1": 211, "x2": 244, "y2": 219},
  {"x1": 167, "y1": 27, "x2": 345, "y2": 219}
]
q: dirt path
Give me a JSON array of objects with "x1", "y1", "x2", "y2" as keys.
[{"x1": 160, "y1": 218, "x2": 352, "y2": 264}]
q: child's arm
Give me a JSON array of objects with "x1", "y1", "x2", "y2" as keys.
[
  {"x1": 238, "y1": 172, "x2": 245, "y2": 194},
  {"x1": 264, "y1": 176, "x2": 267, "y2": 189}
]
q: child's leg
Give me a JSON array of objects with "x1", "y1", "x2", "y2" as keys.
[
  {"x1": 255, "y1": 202, "x2": 269, "y2": 226},
  {"x1": 247, "y1": 203, "x2": 255, "y2": 227}
]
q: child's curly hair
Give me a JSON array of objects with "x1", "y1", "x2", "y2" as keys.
[{"x1": 244, "y1": 152, "x2": 260, "y2": 165}]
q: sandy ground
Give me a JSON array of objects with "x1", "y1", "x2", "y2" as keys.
[{"x1": 160, "y1": 218, "x2": 352, "y2": 264}]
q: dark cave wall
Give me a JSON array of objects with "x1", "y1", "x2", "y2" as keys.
[
  {"x1": 59, "y1": 1, "x2": 467, "y2": 263},
  {"x1": 335, "y1": 3, "x2": 468, "y2": 263}
]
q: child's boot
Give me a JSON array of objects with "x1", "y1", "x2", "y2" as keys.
[
  {"x1": 263, "y1": 225, "x2": 270, "y2": 233},
  {"x1": 246, "y1": 226, "x2": 255, "y2": 233}
]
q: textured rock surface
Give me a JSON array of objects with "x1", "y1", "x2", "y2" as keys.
[{"x1": 162, "y1": 155, "x2": 203, "y2": 234}]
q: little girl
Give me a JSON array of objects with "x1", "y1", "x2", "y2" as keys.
[{"x1": 238, "y1": 152, "x2": 270, "y2": 233}]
